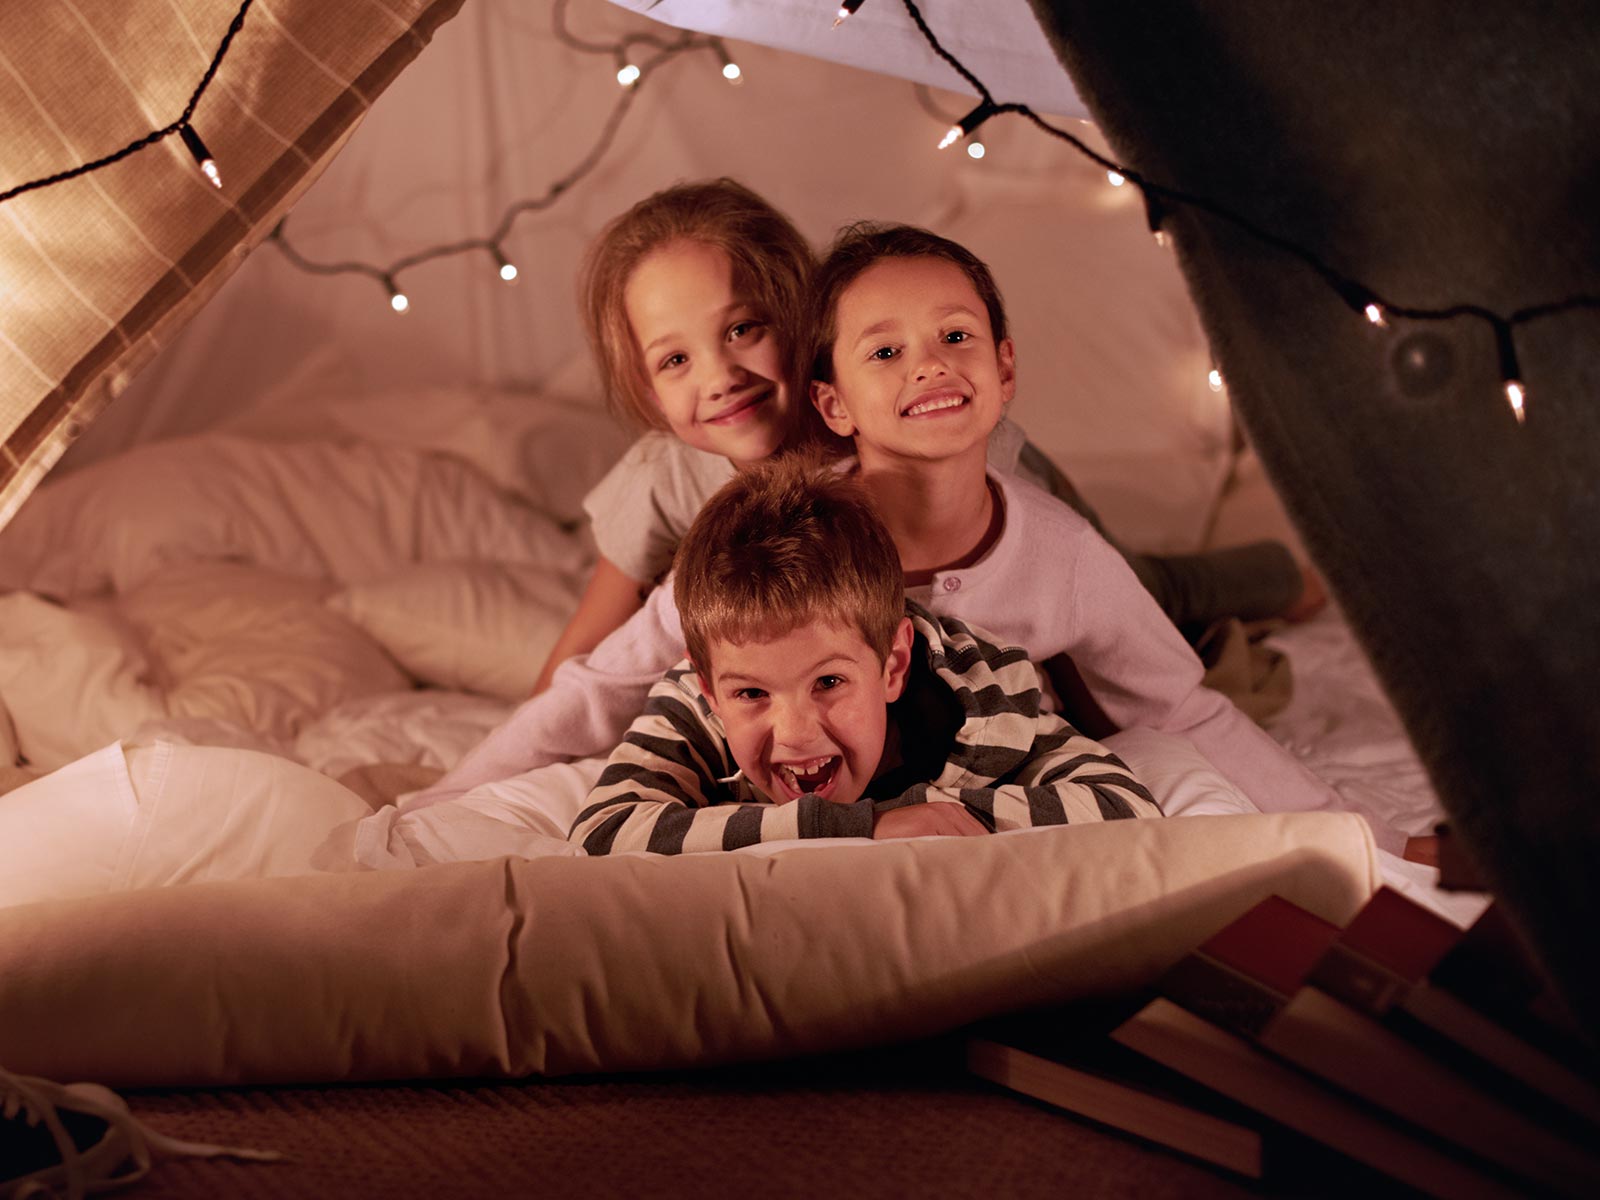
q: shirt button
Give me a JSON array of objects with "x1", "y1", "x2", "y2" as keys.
[{"x1": 942, "y1": 576, "x2": 962, "y2": 592}]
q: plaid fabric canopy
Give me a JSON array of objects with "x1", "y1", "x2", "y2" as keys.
[{"x1": 0, "y1": 0, "x2": 465, "y2": 531}]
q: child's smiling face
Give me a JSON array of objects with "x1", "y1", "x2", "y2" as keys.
[
  {"x1": 700, "y1": 616, "x2": 913, "y2": 808},
  {"x1": 625, "y1": 239, "x2": 795, "y2": 466},
  {"x1": 811, "y1": 256, "x2": 1015, "y2": 468}
]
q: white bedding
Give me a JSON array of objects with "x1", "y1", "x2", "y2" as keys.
[{"x1": 0, "y1": 392, "x2": 1482, "y2": 922}]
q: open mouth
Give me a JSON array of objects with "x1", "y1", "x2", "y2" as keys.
[
  {"x1": 706, "y1": 388, "x2": 772, "y2": 425},
  {"x1": 775, "y1": 755, "x2": 840, "y2": 798},
  {"x1": 901, "y1": 389, "x2": 968, "y2": 418}
]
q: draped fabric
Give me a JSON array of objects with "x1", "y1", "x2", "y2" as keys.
[
  {"x1": 0, "y1": 0, "x2": 466, "y2": 529},
  {"x1": 1022, "y1": 1, "x2": 1600, "y2": 1033}
]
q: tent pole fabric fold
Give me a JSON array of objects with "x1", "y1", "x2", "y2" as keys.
[{"x1": 0, "y1": 0, "x2": 467, "y2": 532}]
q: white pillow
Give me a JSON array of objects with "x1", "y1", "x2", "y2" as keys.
[
  {"x1": 0, "y1": 434, "x2": 589, "y2": 599},
  {"x1": 242, "y1": 385, "x2": 633, "y2": 527},
  {"x1": 118, "y1": 563, "x2": 410, "y2": 745},
  {"x1": 0, "y1": 592, "x2": 168, "y2": 771},
  {"x1": 327, "y1": 563, "x2": 580, "y2": 700},
  {"x1": 1102, "y1": 726, "x2": 1257, "y2": 818}
]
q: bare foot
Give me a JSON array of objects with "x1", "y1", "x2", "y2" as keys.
[{"x1": 1282, "y1": 565, "x2": 1329, "y2": 623}]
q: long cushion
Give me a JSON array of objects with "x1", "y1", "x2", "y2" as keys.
[{"x1": 0, "y1": 811, "x2": 1377, "y2": 1087}]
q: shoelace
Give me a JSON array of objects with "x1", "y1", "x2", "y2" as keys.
[{"x1": 2, "y1": 1065, "x2": 283, "y2": 1199}]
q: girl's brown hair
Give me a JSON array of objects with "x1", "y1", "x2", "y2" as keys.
[{"x1": 579, "y1": 178, "x2": 815, "y2": 432}]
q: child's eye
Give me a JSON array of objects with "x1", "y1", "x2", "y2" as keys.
[
  {"x1": 728, "y1": 320, "x2": 765, "y2": 342},
  {"x1": 869, "y1": 345, "x2": 898, "y2": 362},
  {"x1": 732, "y1": 687, "x2": 768, "y2": 702},
  {"x1": 815, "y1": 675, "x2": 845, "y2": 692},
  {"x1": 657, "y1": 352, "x2": 688, "y2": 372},
  {"x1": 942, "y1": 330, "x2": 971, "y2": 344}
]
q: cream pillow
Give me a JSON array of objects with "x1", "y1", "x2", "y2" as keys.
[
  {"x1": 328, "y1": 563, "x2": 580, "y2": 700},
  {"x1": 0, "y1": 592, "x2": 168, "y2": 771},
  {"x1": 119, "y1": 564, "x2": 409, "y2": 745}
]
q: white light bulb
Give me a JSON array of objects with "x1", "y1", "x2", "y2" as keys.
[
  {"x1": 722, "y1": 62, "x2": 742, "y2": 82},
  {"x1": 390, "y1": 291, "x2": 409, "y2": 314},
  {"x1": 499, "y1": 262, "x2": 518, "y2": 282},
  {"x1": 1505, "y1": 380, "x2": 1526, "y2": 424},
  {"x1": 938, "y1": 125, "x2": 961, "y2": 151},
  {"x1": 1363, "y1": 302, "x2": 1386, "y2": 327},
  {"x1": 1207, "y1": 368, "x2": 1223, "y2": 392},
  {"x1": 966, "y1": 141, "x2": 985, "y2": 159},
  {"x1": 616, "y1": 63, "x2": 641, "y2": 87},
  {"x1": 1107, "y1": 170, "x2": 1126, "y2": 187}
]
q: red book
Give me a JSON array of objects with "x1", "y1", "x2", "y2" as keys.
[
  {"x1": 1117, "y1": 897, "x2": 1524, "y2": 1199},
  {"x1": 1311, "y1": 890, "x2": 1600, "y2": 1129},
  {"x1": 1154, "y1": 895, "x2": 1341, "y2": 1038}
]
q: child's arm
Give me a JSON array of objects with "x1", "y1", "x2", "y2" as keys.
[
  {"x1": 872, "y1": 713, "x2": 1161, "y2": 839},
  {"x1": 531, "y1": 556, "x2": 648, "y2": 695},
  {"x1": 570, "y1": 666, "x2": 878, "y2": 856}
]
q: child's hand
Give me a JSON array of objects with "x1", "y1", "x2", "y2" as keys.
[{"x1": 873, "y1": 802, "x2": 989, "y2": 840}]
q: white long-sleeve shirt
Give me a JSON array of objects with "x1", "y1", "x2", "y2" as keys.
[{"x1": 409, "y1": 472, "x2": 1399, "y2": 851}]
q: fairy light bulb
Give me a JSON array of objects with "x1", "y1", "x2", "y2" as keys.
[
  {"x1": 178, "y1": 124, "x2": 221, "y2": 188},
  {"x1": 615, "y1": 54, "x2": 641, "y2": 87},
  {"x1": 1494, "y1": 323, "x2": 1526, "y2": 424},
  {"x1": 1107, "y1": 170, "x2": 1126, "y2": 187},
  {"x1": 938, "y1": 102, "x2": 995, "y2": 151},
  {"x1": 1143, "y1": 192, "x2": 1168, "y2": 247},
  {"x1": 833, "y1": 0, "x2": 866, "y2": 28},
  {"x1": 1365, "y1": 302, "x2": 1386, "y2": 326},
  {"x1": 1208, "y1": 368, "x2": 1223, "y2": 392},
  {"x1": 966, "y1": 141, "x2": 986, "y2": 160},
  {"x1": 491, "y1": 247, "x2": 518, "y2": 283},
  {"x1": 1505, "y1": 380, "x2": 1526, "y2": 424},
  {"x1": 384, "y1": 277, "x2": 409, "y2": 313},
  {"x1": 712, "y1": 40, "x2": 742, "y2": 84}
]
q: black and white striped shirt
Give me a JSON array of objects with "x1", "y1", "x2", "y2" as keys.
[{"x1": 570, "y1": 605, "x2": 1160, "y2": 855}]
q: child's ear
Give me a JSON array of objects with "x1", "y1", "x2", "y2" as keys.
[
  {"x1": 695, "y1": 667, "x2": 721, "y2": 716},
  {"x1": 881, "y1": 617, "x2": 915, "y2": 702},
  {"x1": 811, "y1": 380, "x2": 857, "y2": 438},
  {"x1": 996, "y1": 338, "x2": 1017, "y2": 404}
]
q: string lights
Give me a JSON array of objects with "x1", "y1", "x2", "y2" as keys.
[
  {"x1": 834, "y1": 1, "x2": 868, "y2": 30},
  {"x1": 0, "y1": 0, "x2": 253, "y2": 205},
  {"x1": 2, "y1": 0, "x2": 1586, "y2": 421},
  {"x1": 178, "y1": 124, "x2": 222, "y2": 189},
  {"x1": 891, "y1": 0, "x2": 1599, "y2": 424},
  {"x1": 265, "y1": 0, "x2": 735, "y2": 314}
]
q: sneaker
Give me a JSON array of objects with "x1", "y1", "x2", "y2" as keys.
[{"x1": 2, "y1": 1064, "x2": 282, "y2": 1198}]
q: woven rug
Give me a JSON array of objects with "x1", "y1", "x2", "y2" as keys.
[{"x1": 121, "y1": 1043, "x2": 1264, "y2": 1199}]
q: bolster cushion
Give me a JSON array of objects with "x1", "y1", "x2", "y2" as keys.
[{"x1": 0, "y1": 812, "x2": 1377, "y2": 1087}]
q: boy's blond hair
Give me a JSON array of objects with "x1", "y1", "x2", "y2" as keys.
[
  {"x1": 579, "y1": 178, "x2": 814, "y2": 432},
  {"x1": 674, "y1": 453, "x2": 904, "y2": 675}
]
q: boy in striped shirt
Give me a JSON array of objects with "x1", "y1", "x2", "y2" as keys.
[{"x1": 569, "y1": 455, "x2": 1159, "y2": 856}]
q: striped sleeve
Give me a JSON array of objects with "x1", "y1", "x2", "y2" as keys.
[
  {"x1": 904, "y1": 608, "x2": 1161, "y2": 830},
  {"x1": 891, "y1": 715, "x2": 1161, "y2": 831},
  {"x1": 569, "y1": 668, "x2": 875, "y2": 855}
]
